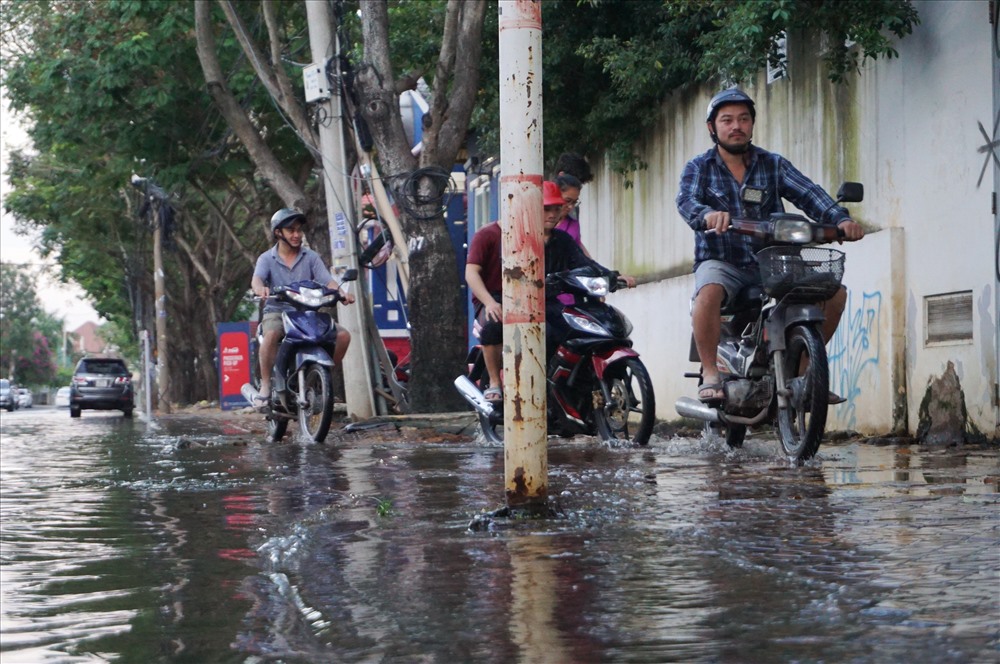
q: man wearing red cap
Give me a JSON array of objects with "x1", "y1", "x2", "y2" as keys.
[{"x1": 466, "y1": 181, "x2": 633, "y2": 404}]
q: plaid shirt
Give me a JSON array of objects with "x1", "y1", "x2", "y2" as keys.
[{"x1": 676, "y1": 145, "x2": 850, "y2": 270}]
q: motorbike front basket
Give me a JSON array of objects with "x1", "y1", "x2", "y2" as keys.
[{"x1": 757, "y1": 246, "x2": 845, "y2": 299}]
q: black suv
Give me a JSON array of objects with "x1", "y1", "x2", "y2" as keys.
[
  {"x1": 0, "y1": 378, "x2": 18, "y2": 412},
  {"x1": 70, "y1": 358, "x2": 135, "y2": 418}
]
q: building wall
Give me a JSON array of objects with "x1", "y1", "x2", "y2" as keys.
[{"x1": 580, "y1": 0, "x2": 997, "y2": 436}]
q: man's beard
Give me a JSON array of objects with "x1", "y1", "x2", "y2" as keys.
[{"x1": 718, "y1": 136, "x2": 751, "y2": 154}]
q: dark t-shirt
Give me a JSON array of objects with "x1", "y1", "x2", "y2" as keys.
[{"x1": 544, "y1": 228, "x2": 599, "y2": 277}]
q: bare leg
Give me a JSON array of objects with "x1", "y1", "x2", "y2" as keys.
[
  {"x1": 692, "y1": 284, "x2": 726, "y2": 388},
  {"x1": 820, "y1": 286, "x2": 847, "y2": 343},
  {"x1": 800, "y1": 287, "x2": 847, "y2": 403},
  {"x1": 483, "y1": 343, "x2": 502, "y2": 390},
  {"x1": 333, "y1": 328, "x2": 351, "y2": 367},
  {"x1": 800, "y1": 287, "x2": 847, "y2": 373},
  {"x1": 259, "y1": 329, "x2": 282, "y2": 396}
]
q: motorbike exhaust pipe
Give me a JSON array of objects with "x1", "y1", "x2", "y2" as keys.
[
  {"x1": 454, "y1": 375, "x2": 495, "y2": 418},
  {"x1": 240, "y1": 383, "x2": 259, "y2": 405},
  {"x1": 675, "y1": 396, "x2": 720, "y2": 423}
]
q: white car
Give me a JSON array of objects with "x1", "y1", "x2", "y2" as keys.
[
  {"x1": 17, "y1": 388, "x2": 33, "y2": 408},
  {"x1": 55, "y1": 386, "x2": 72, "y2": 408}
]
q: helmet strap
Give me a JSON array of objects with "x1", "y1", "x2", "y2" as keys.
[{"x1": 274, "y1": 230, "x2": 295, "y2": 250}]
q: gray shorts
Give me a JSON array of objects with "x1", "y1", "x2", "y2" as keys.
[
  {"x1": 261, "y1": 311, "x2": 285, "y2": 335},
  {"x1": 693, "y1": 260, "x2": 760, "y2": 306},
  {"x1": 261, "y1": 310, "x2": 343, "y2": 338}
]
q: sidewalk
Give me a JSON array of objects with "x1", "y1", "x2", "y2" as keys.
[{"x1": 172, "y1": 400, "x2": 480, "y2": 444}]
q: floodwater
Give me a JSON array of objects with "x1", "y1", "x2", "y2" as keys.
[{"x1": 1, "y1": 406, "x2": 997, "y2": 663}]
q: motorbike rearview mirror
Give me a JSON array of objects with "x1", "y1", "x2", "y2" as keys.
[
  {"x1": 835, "y1": 182, "x2": 864, "y2": 203},
  {"x1": 341, "y1": 268, "x2": 359, "y2": 282}
]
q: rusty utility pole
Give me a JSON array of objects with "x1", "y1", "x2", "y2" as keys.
[
  {"x1": 152, "y1": 203, "x2": 170, "y2": 413},
  {"x1": 498, "y1": 0, "x2": 547, "y2": 509}
]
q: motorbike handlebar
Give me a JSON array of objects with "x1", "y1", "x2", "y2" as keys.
[
  {"x1": 727, "y1": 217, "x2": 846, "y2": 245},
  {"x1": 250, "y1": 283, "x2": 349, "y2": 304}
]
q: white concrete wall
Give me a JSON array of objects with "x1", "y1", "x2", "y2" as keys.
[{"x1": 583, "y1": 0, "x2": 997, "y2": 436}]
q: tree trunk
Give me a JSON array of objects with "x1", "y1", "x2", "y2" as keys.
[{"x1": 355, "y1": 0, "x2": 486, "y2": 412}]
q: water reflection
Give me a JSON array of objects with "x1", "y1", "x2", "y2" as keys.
[
  {"x1": 824, "y1": 444, "x2": 998, "y2": 496},
  {"x1": 1, "y1": 409, "x2": 996, "y2": 662}
]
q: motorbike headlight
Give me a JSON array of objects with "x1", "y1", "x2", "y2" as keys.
[
  {"x1": 562, "y1": 310, "x2": 611, "y2": 336},
  {"x1": 772, "y1": 219, "x2": 813, "y2": 244},
  {"x1": 572, "y1": 275, "x2": 610, "y2": 297},
  {"x1": 288, "y1": 287, "x2": 336, "y2": 307}
]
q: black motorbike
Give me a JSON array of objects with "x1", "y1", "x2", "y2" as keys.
[
  {"x1": 242, "y1": 270, "x2": 358, "y2": 443},
  {"x1": 675, "y1": 182, "x2": 863, "y2": 461},
  {"x1": 455, "y1": 265, "x2": 655, "y2": 446}
]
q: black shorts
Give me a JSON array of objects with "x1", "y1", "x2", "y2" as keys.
[{"x1": 474, "y1": 293, "x2": 502, "y2": 345}]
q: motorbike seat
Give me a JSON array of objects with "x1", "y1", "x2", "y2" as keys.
[{"x1": 723, "y1": 285, "x2": 764, "y2": 314}]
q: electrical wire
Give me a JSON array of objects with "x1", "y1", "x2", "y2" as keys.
[{"x1": 391, "y1": 166, "x2": 457, "y2": 222}]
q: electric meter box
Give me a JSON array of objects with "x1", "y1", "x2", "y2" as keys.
[{"x1": 303, "y1": 62, "x2": 330, "y2": 102}]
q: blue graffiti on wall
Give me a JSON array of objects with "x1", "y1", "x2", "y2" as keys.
[{"x1": 827, "y1": 290, "x2": 882, "y2": 429}]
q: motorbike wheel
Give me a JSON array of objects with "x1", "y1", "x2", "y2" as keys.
[
  {"x1": 475, "y1": 376, "x2": 504, "y2": 445},
  {"x1": 249, "y1": 340, "x2": 286, "y2": 442},
  {"x1": 595, "y1": 357, "x2": 655, "y2": 446},
  {"x1": 776, "y1": 324, "x2": 828, "y2": 461},
  {"x1": 478, "y1": 411, "x2": 504, "y2": 445},
  {"x1": 298, "y1": 364, "x2": 334, "y2": 443},
  {"x1": 706, "y1": 421, "x2": 746, "y2": 449},
  {"x1": 267, "y1": 416, "x2": 289, "y2": 443},
  {"x1": 464, "y1": 349, "x2": 504, "y2": 445}
]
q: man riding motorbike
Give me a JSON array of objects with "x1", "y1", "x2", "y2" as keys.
[
  {"x1": 675, "y1": 88, "x2": 864, "y2": 403},
  {"x1": 250, "y1": 208, "x2": 355, "y2": 411}
]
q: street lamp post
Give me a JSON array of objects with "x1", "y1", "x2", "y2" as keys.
[{"x1": 130, "y1": 175, "x2": 171, "y2": 414}]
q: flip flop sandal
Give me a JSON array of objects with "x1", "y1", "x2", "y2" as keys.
[
  {"x1": 483, "y1": 387, "x2": 503, "y2": 403},
  {"x1": 697, "y1": 382, "x2": 724, "y2": 403}
]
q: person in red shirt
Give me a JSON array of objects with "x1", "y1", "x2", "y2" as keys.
[{"x1": 465, "y1": 181, "x2": 634, "y2": 403}]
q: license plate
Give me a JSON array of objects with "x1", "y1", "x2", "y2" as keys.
[{"x1": 98, "y1": 378, "x2": 111, "y2": 387}]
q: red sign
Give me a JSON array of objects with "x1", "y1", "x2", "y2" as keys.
[{"x1": 219, "y1": 330, "x2": 250, "y2": 399}]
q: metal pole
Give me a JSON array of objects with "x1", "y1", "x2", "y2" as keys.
[
  {"x1": 152, "y1": 201, "x2": 171, "y2": 414},
  {"x1": 498, "y1": 0, "x2": 547, "y2": 509},
  {"x1": 143, "y1": 329, "x2": 153, "y2": 419},
  {"x1": 304, "y1": 0, "x2": 376, "y2": 420}
]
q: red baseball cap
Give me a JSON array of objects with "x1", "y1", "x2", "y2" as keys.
[{"x1": 543, "y1": 180, "x2": 565, "y2": 207}]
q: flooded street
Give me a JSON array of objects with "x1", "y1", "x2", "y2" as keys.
[{"x1": 1, "y1": 406, "x2": 997, "y2": 663}]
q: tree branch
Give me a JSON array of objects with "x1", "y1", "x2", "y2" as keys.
[
  {"x1": 174, "y1": 235, "x2": 214, "y2": 287},
  {"x1": 429, "y1": 1, "x2": 486, "y2": 165},
  {"x1": 216, "y1": 0, "x2": 319, "y2": 151},
  {"x1": 194, "y1": 0, "x2": 309, "y2": 211},
  {"x1": 189, "y1": 179, "x2": 260, "y2": 267}
]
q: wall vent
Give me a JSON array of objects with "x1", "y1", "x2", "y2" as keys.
[{"x1": 925, "y1": 291, "x2": 974, "y2": 344}]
